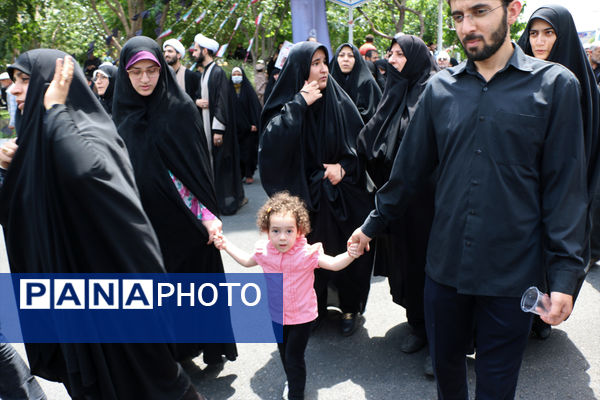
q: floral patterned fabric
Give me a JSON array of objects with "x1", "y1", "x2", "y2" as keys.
[{"x1": 168, "y1": 170, "x2": 216, "y2": 220}]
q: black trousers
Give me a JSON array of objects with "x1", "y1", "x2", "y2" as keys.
[
  {"x1": 274, "y1": 321, "x2": 313, "y2": 400},
  {"x1": 0, "y1": 343, "x2": 46, "y2": 400},
  {"x1": 424, "y1": 276, "x2": 532, "y2": 400}
]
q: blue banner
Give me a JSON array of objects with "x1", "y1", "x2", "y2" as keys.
[
  {"x1": 0, "y1": 273, "x2": 282, "y2": 343},
  {"x1": 290, "y1": 0, "x2": 333, "y2": 58}
]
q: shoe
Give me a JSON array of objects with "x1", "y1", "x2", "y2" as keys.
[
  {"x1": 341, "y1": 313, "x2": 358, "y2": 336},
  {"x1": 282, "y1": 381, "x2": 289, "y2": 400},
  {"x1": 400, "y1": 332, "x2": 427, "y2": 354},
  {"x1": 245, "y1": 177, "x2": 254, "y2": 184},
  {"x1": 423, "y1": 353, "x2": 434, "y2": 377},
  {"x1": 239, "y1": 197, "x2": 249, "y2": 209}
]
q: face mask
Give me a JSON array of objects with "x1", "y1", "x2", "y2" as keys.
[{"x1": 232, "y1": 76, "x2": 243, "y2": 84}]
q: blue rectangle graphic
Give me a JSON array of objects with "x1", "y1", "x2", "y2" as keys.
[{"x1": 0, "y1": 273, "x2": 283, "y2": 343}]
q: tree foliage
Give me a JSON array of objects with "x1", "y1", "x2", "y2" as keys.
[{"x1": 0, "y1": 0, "x2": 528, "y2": 69}]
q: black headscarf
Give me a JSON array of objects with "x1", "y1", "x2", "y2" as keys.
[
  {"x1": 518, "y1": 5, "x2": 600, "y2": 193},
  {"x1": 231, "y1": 67, "x2": 261, "y2": 178},
  {"x1": 263, "y1": 67, "x2": 280, "y2": 107},
  {"x1": 357, "y1": 34, "x2": 439, "y2": 188},
  {"x1": 374, "y1": 59, "x2": 388, "y2": 84},
  {"x1": 1, "y1": 49, "x2": 191, "y2": 399},
  {"x1": 95, "y1": 63, "x2": 117, "y2": 115},
  {"x1": 330, "y1": 43, "x2": 382, "y2": 123}
]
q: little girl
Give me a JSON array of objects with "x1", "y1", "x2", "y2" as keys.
[{"x1": 213, "y1": 191, "x2": 360, "y2": 400}]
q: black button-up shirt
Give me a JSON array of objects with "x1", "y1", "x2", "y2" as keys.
[{"x1": 362, "y1": 45, "x2": 587, "y2": 297}]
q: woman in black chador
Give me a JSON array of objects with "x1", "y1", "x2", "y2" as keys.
[
  {"x1": 0, "y1": 49, "x2": 203, "y2": 399},
  {"x1": 357, "y1": 34, "x2": 438, "y2": 356},
  {"x1": 330, "y1": 43, "x2": 382, "y2": 124},
  {"x1": 112, "y1": 36, "x2": 237, "y2": 363},
  {"x1": 518, "y1": 5, "x2": 600, "y2": 340},
  {"x1": 230, "y1": 66, "x2": 262, "y2": 184},
  {"x1": 92, "y1": 62, "x2": 117, "y2": 115},
  {"x1": 260, "y1": 41, "x2": 374, "y2": 336}
]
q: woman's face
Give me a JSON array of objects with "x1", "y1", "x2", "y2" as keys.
[
  {"x1": 388, "y1": 43, "x2": 407, "y2": 73},
  {"x1": 127, "y1": 59, "x2": 160, "y2": 96},
  {"x1": 94, "y1": 72, "x2": 109, "y2": 96},
  {"x1": 529, "y1": 19, "x2": 557, "y2": 61},
  {"x1": 337, "y1": 46, "x2": 355, "y2": 74},
  {"x1": 307, "y1": 49, "x2": 328, "y2": 90},
  {"x1": 9, "y1": 70, "x2": 29, "y2": 112}
]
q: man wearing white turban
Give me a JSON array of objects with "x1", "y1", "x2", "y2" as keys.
[
  {"x1": 163, "y1": 38, "x2": 199, "y2": 100},
  {"x1": 193, "y1": 33, "x2": 246, "y2": 215}
]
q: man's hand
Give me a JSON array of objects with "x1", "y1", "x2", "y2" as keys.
[
  {"x1": 250, "y1": 125, "x2": 258, "y2": 132},
  {"x1": 44, "y1": 56, "x2": 74, "y2": 110},
  {"x1": 323, "y1": 163, "x2": 344, "y2": 185},
  {"x1": 540, "y1": 292, "x2": 573, "y2": 326},
  {"x1": 349, "y1": 227, "x2": 372, "y2": 255},
  {"x1": 299, "y1": 80, "x2": 322, "y2": 106},
  {"x1": 213, "y1": 133, "x2": 224, "y2": 147},
  {"x1": 0, "y1": 138, "x2": 18, "y2": 169},
  {"x1": 196, "y1": 99, "x2": 209, "y2": 109},
  {"x1": 202, "y1": 218, "x2": 222, "y2": 245}
]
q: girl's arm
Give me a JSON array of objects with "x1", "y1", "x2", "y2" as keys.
[
  {"x1": 317, "y1": 244, "x2": 360, "y2": 271},
  {"x1": 214, "y1": 234, "x2": 258, "y2": 268}
]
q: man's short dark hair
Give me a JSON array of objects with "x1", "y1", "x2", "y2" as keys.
[
  {"x1": 365, "y1": 49, "x2": 378, "y2": 58},
  {"x1": 200, "y1": 46, "x2": 215, "y2": 57},
  {"x1": 365, "y1": 34, "x2": 374, "y2": 43}
]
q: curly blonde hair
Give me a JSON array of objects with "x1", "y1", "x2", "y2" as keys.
[{"x1": 257, "y1": 191, "x2": 311, "y2": 234}]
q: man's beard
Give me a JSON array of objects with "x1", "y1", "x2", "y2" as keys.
[
  {"x1": 195, "y1": 53, "x2": 205, "y2": 64},
  {"x1": 166, "y1": 56, "x2": 177, "y2": 66},
  {"x1": 460, "y1": 8, "x2": 508, "y2": 62}
]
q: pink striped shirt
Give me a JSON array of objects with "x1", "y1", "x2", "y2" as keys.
[{"x1": 253, "y1": 236, "x2": 321, "y2": 325}]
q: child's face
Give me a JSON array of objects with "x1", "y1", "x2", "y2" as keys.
[{"x1": 267, "y1": 212, "x2": 300, "y2": 253}]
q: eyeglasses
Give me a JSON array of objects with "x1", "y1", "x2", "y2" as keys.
[
  {"x1": 451, "y1": 4, "x2": 503, "y2": 28},
  {"x1": 93, "y1": 74, "x2": 108, "y2": 82},
  {"x1": 127, "y1": 67, "x2": 160, "y2": 80}
]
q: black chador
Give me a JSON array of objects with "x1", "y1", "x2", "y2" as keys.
[
  {"x1": 112, "y1": 36, "x2": 237, "y2": 363},
  {"x1": 357, "y1": 35, "x2": 438, "y2": 340},
  {"x1": 200, "y1": 58, "x2": 245, "y2": 215},
  {"x1": 230, "y1": 67, "x2": 262, "y2": 182},
  {"x1": 0, "y1": 49, "x2": 194, "y2": 400},
  {"x1": 260, "y1": 41, "x2": 374, "y2": 323},
  {"x1": 518, "y1": 4, "x2": 600, "y2": 310},
  {"x1": 330, "y1": 42, "x2": 382, "y2": 124}
]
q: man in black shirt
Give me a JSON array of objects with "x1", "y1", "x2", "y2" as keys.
[{"x1": 350, "y1": 0, "x2": 587, "y2": 398}]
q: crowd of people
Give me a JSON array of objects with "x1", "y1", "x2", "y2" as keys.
[{"x1": 1, "y1": 0, "x2": 599, "y2": 399}]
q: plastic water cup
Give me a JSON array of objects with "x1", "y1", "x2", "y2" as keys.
[{"x1": 520, "y1": 286, "x2": 551, "y2": 316}]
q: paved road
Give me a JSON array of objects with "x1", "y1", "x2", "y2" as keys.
[{"x1": 1, "y1": 175, "x2": 599, "y2": 399}]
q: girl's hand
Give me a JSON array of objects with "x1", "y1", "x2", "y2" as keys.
[
  {"x1": 347, "y1": 242, "x2": 360, "y2": 259},
  {"x1": 213, "y1": 233, "x2": 227, "y2": 250},
  {"x1": 300, "y1": 80, "x2": 322, "y2": 106},
  {"x1": 44, "y1": 56, "x2": 74, "y2": 110},
  {"x1": 323, "y1": 163, "x2": 345, "y2": 185},
  {"x1": 0, "y1": 138, "x2": 18, "y2": 169},
  {"x1": 202, "y1": 218, "x2": 222, "y2": 245}
]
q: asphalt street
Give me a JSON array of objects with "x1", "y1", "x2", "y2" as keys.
[{"x1": 1, "y1": 174, "x2": 599, "y2": 399}]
